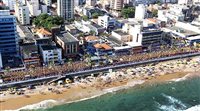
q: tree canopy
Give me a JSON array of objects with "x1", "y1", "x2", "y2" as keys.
[
  {"x1": 152, "y1": 9, "x2": 158, "y2": 17},
  {"x1": 121, "y1": 7, "x2": 135, "y2": 19},
  {"x1": 33, "y1": 14, "x2": 64, "y2": 30},
  {"x1": 92, "y1": 12, "x2": 100, "y2": 19},
  {"x1": 82, "y1": 15, "x2": 89, "y2": 21}
]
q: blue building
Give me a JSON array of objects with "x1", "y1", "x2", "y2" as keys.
[{"x1": 0, "y1": 10, "x2": 19, "y2": 56}]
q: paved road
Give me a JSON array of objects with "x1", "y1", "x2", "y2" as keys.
[{"x1": 0, "y1": 52, "x2": 200, "y2": 90}]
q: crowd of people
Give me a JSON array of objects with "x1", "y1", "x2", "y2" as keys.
[{"x1": 1, "y1": 46, "x2": 200, "y2": 83}]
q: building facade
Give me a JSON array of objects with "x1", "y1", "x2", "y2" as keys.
[
  {"x1": 40, "y1": 45, "x2": 62, "y2": 65},
  {"x1": 135, "y1": 4, "x2": 147, "y2": 20},
  {"x1": 20, "y1": 45, "x2": 40, "y2": 68},
  {"x1": 55, "y1": 32, "x2": 79, "y2": 57},
  {"x1": 98, "y1": 15, "x2": 116, "y2": 29},
  {"x1": 42, "y1": 0, "x2": 52, "y2": 6},
  {"x1": 110, "y1": 0, "x2": 124, "y2": 17},
  {"x1": 27, "y1": 0, "x2": 41, "y2": 16},
  {"x1": 2, "y1": 0, "x2": 16, "y2": 10},
  {"x1": 57, "y1": 0, "x2": 74, "y2": 20},
  {"x1": 0, "y1": 10, "x2": 19, "y2": 56},
  {"x1": 86, "y1": 0, "x2": 97, "y2": 6},
  {"x1": 15, "y1": 1, "x2": 30, "y2": 25}
]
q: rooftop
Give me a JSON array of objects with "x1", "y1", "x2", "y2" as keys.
[
  {"x1": 167, "y1": 26, "x2": 199, "y2": 37},
  {"x1": 65, "y1": 24, "x2": 76, "y2": 30},
  {"x1": 36, "y1": 28, "x2": 52, "y2": 35},
  {"x1": 113, "y1": 30, "x2": 129, "y2": 36},
  {"x1": 85, "y1": 36, "x2": 99, "y2": 41},
  {"x1": 56, "y1": 31, "x2": 79, "y2": 43},
  {"x1": 94, "y1": 43, "x2": 112, "y2": 50},
  {"x1": 21, "y1": 45, "x2": 39, "y2": 58},
  {"x1": 41, "y1": 45, "x2": 60, "y2": 51}
]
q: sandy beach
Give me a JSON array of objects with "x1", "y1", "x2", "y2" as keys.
[{"x1": 1, "y1": 57, "x2": 200, "y2": 111}]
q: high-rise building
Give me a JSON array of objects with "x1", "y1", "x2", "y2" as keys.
[
  {"x1": 42, "y1": 0, "x2": 52, "y2": 6},
  {"x1": 135, "y1": 4, "x2": 147, "y2": 20},
  {"x1": 2, "y1": 0, "x2": 16, "y2": 10},
  {"x1": 74, "y1": 0, "x2": 84, "y2": 6},
  {"x1": 110, "y1": 0, "x2": 124, "y2": 17},
  {"x1": 110, "y1": 0, "x2": 124, "y2": 11},
  {"x1": 86, "y1": 0, "x2": 97, "y2": 6},
  {"x1": 27, "y1": 0, "x2": 41, "y2": 16},
  {"x1": 15, "y1": 1, "x2": 30, "y2": 25},
  {"x1": 0, "y1": 10, "x2": 19, "y2": 56},
  {"x1": 57, "y1": 0, "x2": 74, "y2": 20}
]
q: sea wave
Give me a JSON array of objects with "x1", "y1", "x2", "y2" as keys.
[
  {"x1": 6, "y1": 99, "x2": 58, "y2": 111},
  {"x1": 170, "y1": 74, "x2": 190, "y2": 82},
  {"x1": 161, "y1": 93, "x2": 187, "y2": 108},
  {"x1": 157, "y1": 94, "x2": 187, "y2": 111},
  {"x1": 185, "y1": 105, "x2": 200, "y2": 111}
]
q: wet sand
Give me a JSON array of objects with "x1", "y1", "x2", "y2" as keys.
[{"x1": 1, "y1": 57, "x2": 200, "y2": 110}]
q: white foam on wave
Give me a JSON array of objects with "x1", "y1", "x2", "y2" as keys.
[
  {"x1": 157, "y1": 94, "x2": 188, "y2": 111},
  {"x1": 65, "y1": 80, "x2": 145, "y2": 104},
  {"x1": 158, "y1": 104, "x2": 200, "y2": 111},
  {"x1": 170, "y1": 74, "x2": 190, "y2": 82},
  {"x1": 5, "y1": 99, "x2": 58, "y2": 111},
  {"x1": 185, "y1": 105, "x2": 200, "y2": 111},
  {"x1": 162, "y1": 93, "x2": 187, "y2": 108}
]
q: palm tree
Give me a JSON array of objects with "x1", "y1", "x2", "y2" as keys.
[
  {"x1": 67, "y1": 58, "x2": 73, "y2": 66},
  {"x1": 5, "y1": 66, "x2": 11, "y2": 74}
]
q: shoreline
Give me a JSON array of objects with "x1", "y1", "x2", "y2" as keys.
[{"x1": 1, "y1": 57, "x2": 200, "y2": 111}]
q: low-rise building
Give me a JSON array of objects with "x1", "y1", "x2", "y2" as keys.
[
  {"x1": 74, "y1": 21, "x2": 105, "y2": 35},
  {"x1": 55, "y1": 32, "x2": 79, "y2": 57},
  {"x1": 65, "y1": 24, "x2": 78, "y2": 34},
  {"x1": 36, "y1": 28, "x2": 52, "y2": 38},
  {"x1": 98, "y1": 15, "x2": 116, "y2": 29},
  {"x1": 111, "y1": 30, "x2": 132, "y2": 42},
  {"x1": 20, "y1": 45, "x2": 40, "y2": 67},
  {"x1": 85, "y1": 36, "x2": 99, "y2": 43},
  {"x1": 93, "y1": 43, "x2": 113, "y2": 56},
  {"x1": 40, "y1": 45, "x2": 62, "y2": 65}
]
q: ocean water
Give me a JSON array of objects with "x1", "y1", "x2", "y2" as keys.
[{"x1": 27, "y1": 77, "x2": 200, "y2": 111}]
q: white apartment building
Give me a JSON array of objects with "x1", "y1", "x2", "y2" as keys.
[
  {"x1": 98, "y1": 15, "x2": 116, "y2": 29},
  {"x1": 135, "y1": 4, "x2": 147, "y2": 20},
  {"x1": 40, "y1": 45, "x2": 62, "y2": 65},
  {"x1": 57, "y1": 0, "x2": 74, "y2": 20},
  {"x1": 2, "y1": 0, "x2": 26, "y2": 10},
  {"x1": 42, "y1": 0, "x2": 52, "y2": 6},
  {"x1": 27, "y1": 0, "x2": 41, "y2": 16},
  {"x1": 119, "y1": 18, "x2": 163, "y2": 48},
  {"x1": 158, "y1": 4, "x2": 186, "y2": 22},
  {"x1": 15, "y1": 2, "x2": 30, "y2": 25},
  {"x1": 3, "y1": 0, "x2": 17, "y2": 10},
  {"x1": 86, "y1": 0, "x2": 97, "y2": 6}
]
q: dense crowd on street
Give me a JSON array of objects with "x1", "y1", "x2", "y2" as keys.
[{"x1": 1, "y1": 46, "x2": 199, "y2": 83}]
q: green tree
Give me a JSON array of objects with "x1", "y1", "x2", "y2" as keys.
[
  {"x1": 122, "y1": 7, "x2": 135, "y2": 19},
  {"x1": 92, "y1": 12, "x2": 100, "y2": 19},
  {"x1": 82, "y1": 15, "x2": 89, "y2": 21},
  {"x1": 152, "y1": 9, "x2": 158, "y2": 17},
  {"x1": 33, "y1": 14, "x2": 64, "y2": 30}
]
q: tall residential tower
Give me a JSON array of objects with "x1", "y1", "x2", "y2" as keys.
[{"x1": 57, "y1": 0, "x2": 74, "y2": 20}]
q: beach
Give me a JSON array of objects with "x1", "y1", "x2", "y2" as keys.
[{"x1": 1, "y1": 57, "x2": 200, "y2": 111}]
